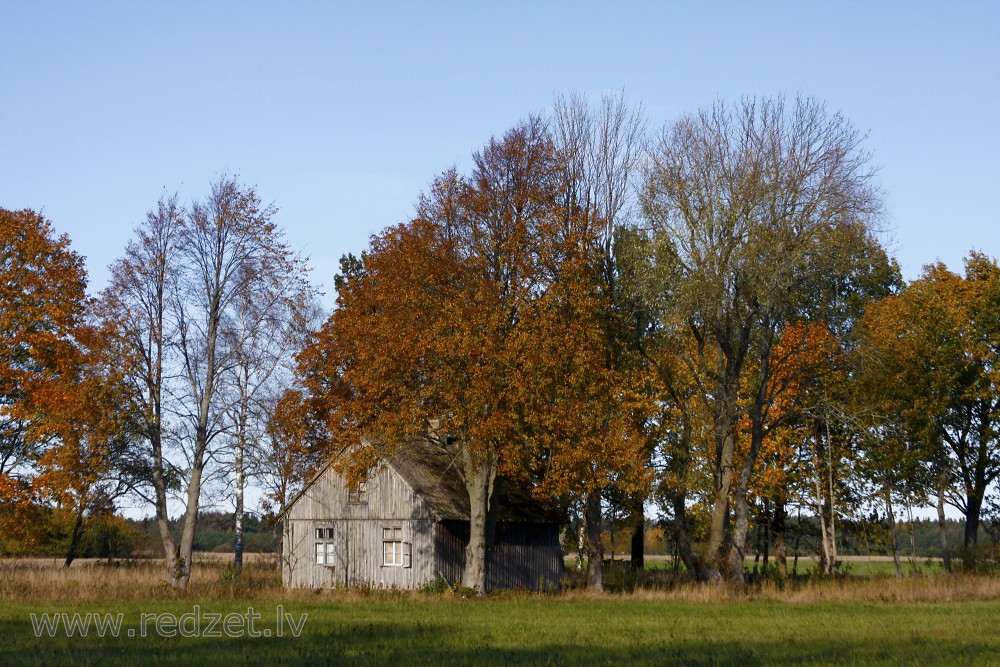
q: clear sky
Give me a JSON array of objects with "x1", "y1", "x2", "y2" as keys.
[{"x1": 2, "y1": 1, "x2": 998, "y2": 304}]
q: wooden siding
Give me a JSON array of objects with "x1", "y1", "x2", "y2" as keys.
[
  {"x1": 433, "y1": 520, "x2": 563, "y2": 590},
  {"x1": 490, "y1": 523, "x2": 563, "y2": 590},
  {"x1": 282, "y1": 459, "x2": 565, "y2": 591},
  {"x1": 283, "y1": 463, "x2": 438, "y2": 589}
]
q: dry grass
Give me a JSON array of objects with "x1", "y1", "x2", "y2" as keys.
[
  {"x1": 612, "y1": 573, "x2": 1000, "y2": 604},
  {"x1": 4, "y1": 554, "x2": 1000, "y2": 604},
  {"x1": 0, "y1": 554, "x2": 283, "y2": 602}
]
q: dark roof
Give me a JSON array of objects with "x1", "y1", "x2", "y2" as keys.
[
  {"x1": 388, "y1": 437, "x2": 565, "y2": 524},
  {"x1": 281, "y1": 435, "x2": 565, "y2": 524}
]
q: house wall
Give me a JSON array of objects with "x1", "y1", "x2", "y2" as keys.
[
  {"x1": 434, "y1": 520, "x2": 564, "y2": 590},
  {"x1": 283, "y1": 463, "x2": 438, "y2": 589},
  {"x1": 490, "y1": 522, "x2": 563, "y2": 590}
]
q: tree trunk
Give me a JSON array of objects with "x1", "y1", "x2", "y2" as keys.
[
  {"x1": 706, "y1": 403, "x2": 736, "y2": 570},
  {"x1": 171, "y1": 421, "x2": 209, "y2": 591},
  {"x1": 730, "y1": 397, "x2": 769, "y2": 582},
  {"x1": 63, "y1": 506, "x2": 86, "y2": 568},
  {"x1": 885, "y1": 481, "x2": 902, "y2": 579},
  {"x1": 234, "y1": 440, "x2": 244, "y2": 569},
  {"x1": 772, "y1": 498, "x2": 786, "y2": 577},
  {"x1": 812, "y1": 418, "x2": 837, "y2": 577},
  {"x1": 461, "y1": 450, "x2": 497, "y2": 594},
  {"x1": 150, "y1": 426, "x2": 183, "y2": 586},
  {"x1": 630, "y1": 495, "x2": 645, "y2": 571},
  {"x1": 906, "y1": 502, "x2": 918, "y2": 574},
  {"x1": 668, "y1": 413, "x2": 700, "y2": 579},
  {"x1": 672, "y1": 487, "x2": 699, "y2": 579},
  {"x1": 762, "y1": 501, "x2": 770, "y2": 575},
  {"x1": 963, "y1": 493, "x2": 983, "y2": 571},
  {"x1": 792, "y1": 505, "x2": 802, "y2": 576},
  {"x1": 936, "y1": 481, "x2": 951, "y2": 574},
  {"x1": 585, "y1": 489, "x2": 604, "y2": 592}
]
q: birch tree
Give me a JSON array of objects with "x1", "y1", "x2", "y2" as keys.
[{"x1": 104, "y1": 177, "x2": 308, "y2": 589}]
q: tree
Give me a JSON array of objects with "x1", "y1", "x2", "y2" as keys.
[
  {"x1": 543, "y1": 92, "x2": 651, "y2": 589},
  {"x1": 299, "y1": 118, "x2": 570, "y2": 593},
  {"x1": 221, "y1": 220, "x2": 316, "y2": 569},
  {"x1": 861, "y1": 253, "x2": 1000, "y2": 570},
  {"x1": 100, "y1": 194, "x2": 183, "y2": 582},
  {"x1": 27, "y1": 322, "x2": 140, "y2": 566},
  {"x1": 0, "y1": 208, "x2": 89, "y2": 556},
  {"x1": 102, "y1": 177, "x2": 307, "y2": 589},
  {"x1": 0, "y1": 208, "x2": 88, "y2": 481},
  {"x1": 640, "y1": 96, "x2": 886, "y2": 581}
]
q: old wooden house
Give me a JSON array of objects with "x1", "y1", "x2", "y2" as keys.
[{"x1": 282, "y1": 437, "x2": 565, "y2": 590}]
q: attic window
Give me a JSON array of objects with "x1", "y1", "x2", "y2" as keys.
[
  {"x1": 382, "y1": 526, "x2": 411, "y2": 568},
  {"x1": 347, "y1": 480, "x2": 368, "y2": 505}
]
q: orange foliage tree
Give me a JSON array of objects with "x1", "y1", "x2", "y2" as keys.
[
  {"x1": 299, "y1": 119, "x2": 564, "y2": 593},
  {"x1": 298, "y1": 114, "x2": 653, "y2": 592},
  {"x1": 0, "y1": 208, "x2": 88, "y2": 554},
  {"x1": 640, "y1": 96, "x2": 890, "y2": 581},
  {"x1": 25, "y1": 322, "x2": 138, "y2": 566}
]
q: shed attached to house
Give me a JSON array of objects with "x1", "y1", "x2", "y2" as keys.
[{"x1": 282, "y1": 438, "x2": 565, "y2": 590}]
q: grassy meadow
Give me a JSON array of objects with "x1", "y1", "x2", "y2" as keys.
[{"x1": 2, "y1": 556, "x2": 999, "y2": 666}]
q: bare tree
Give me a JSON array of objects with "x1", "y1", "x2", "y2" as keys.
[
  {"x1": 101, "y1": 194, "x2": 183, "y2": 583},
  {"x1": 104, "y1": 177, "x2": 309, "y2": 589},
  {"x1": 223, "y1": 257, "x2": 317, "y2": 568},
  {"x1": 550, "y1": 91, "x2": 648, "y2": 591}
]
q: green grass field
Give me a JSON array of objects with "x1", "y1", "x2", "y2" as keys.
[{"x1": 3, "y1": 595, "x2": 999, "y2": 666}]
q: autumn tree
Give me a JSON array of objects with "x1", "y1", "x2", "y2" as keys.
[
  {"x1": 221, "y1": 223, "x2": 316, "y2": 568},
  {"x1": 0, "y1": 209, "x2": 88, "y2": 479},
  {"x1": 861, "y1": 253, "x2": 1000, "y2": 570},
  {"x1": 640, "y1": 96, "x2": 887, "y2": 581},
  {"x1": 0, "y1": 208, "x2": 89, "y2": 553},
  {"x1": 540, "y1": 92, "x2": 651, "y2": 589},
  {"x1": 299, "y1": 118, "x2": 575, "y2": 593},
  {"x1": 99, "y1": 194, "x2": 181, "y2": 577},
  {"x1": 26, "y1": 322, "x2": 141, "y2": 566}
]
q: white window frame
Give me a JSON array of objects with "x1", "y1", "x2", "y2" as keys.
[
  {"x1": 382, "y1": 526, "x2": 411, "y2": 568},
  {"x1": 315, "y1": 526, "x2": 337, "y2": 567}
]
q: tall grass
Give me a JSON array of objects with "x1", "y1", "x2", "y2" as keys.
[
  {"x1": 4, "y1": 555, "x2": 1000, "y2": 604},
  {"x1": 0, "y1": 555, "x2": 281, "y2": 602}
]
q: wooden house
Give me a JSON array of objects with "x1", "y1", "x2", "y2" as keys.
[{"x1": 281, "y1": 437, "x2": 565, "y2": 590}]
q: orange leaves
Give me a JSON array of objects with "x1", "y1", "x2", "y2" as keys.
[
  {"x1": 0, "y1": 208, "x2": 134, "y2": 553},
  {"x1": 0, "y1": 208, "x2": 88, "y2": 399},
  {"x1": 296, "y1": 115, "x2": 654, "y2": 508}
]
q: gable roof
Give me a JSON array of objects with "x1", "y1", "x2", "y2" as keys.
[{"x1": 283, "y1": 435, "x2": 564, "y2": 524}]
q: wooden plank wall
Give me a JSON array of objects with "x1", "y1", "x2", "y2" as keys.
[
  {"x1": 284, "y1": 463, "x2": 438, "y2": 589},
  {"x1": 433, "y1": 520, "x2": 563, "y2": 590},
  {"x1": 281, "y1": 463, "x2": 564, "y2": 591}
]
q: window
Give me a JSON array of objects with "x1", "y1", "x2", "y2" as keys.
[
  {"x1": 315, "y1": 526, "x2": 337, "y2": 566},
  {"x1": 347, "y1": 480, "x2": 368, "y2": 505},
  {"x1": 382, "y1": 526, "x2": 411, "y2": 567}
]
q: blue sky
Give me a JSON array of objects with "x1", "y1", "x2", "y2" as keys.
[{"x1": 2, "y1": 1, "x2": 997, "y2": 304}]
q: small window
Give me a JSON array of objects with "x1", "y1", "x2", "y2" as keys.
[
  {"x1": 347, "y1": 480, "x2": 368, "y2": 505},
  {"x1": 315, "y1": 526, "x2": 337, "y2": 566},
  {"x1": 382, "y1": 526, "x2": 411, "y2": 568}
]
